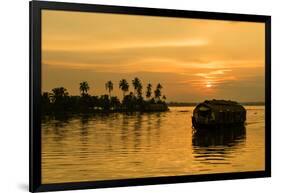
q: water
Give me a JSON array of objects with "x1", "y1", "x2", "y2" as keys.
[{"x1": 41, "y1": 106, "x2": 265, "y2": 184}]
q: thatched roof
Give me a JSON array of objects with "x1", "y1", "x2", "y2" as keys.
[{"x1": 195, "y1": 100, "x2": 245, "y2": 112}]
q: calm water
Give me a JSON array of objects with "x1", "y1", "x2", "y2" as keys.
[{"x1": 42, "y1": 106, "x2": 265, "y2": 183}]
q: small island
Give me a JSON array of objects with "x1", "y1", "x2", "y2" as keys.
[{"x1": 42, "y1": 77, "x2": 169, "y2": 114}]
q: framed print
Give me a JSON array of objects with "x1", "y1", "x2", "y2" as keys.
[{"x1": 30, "y1": 1, "x2": 271, "y2": 192}]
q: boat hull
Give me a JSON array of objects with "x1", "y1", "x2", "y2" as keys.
[{"x1": 192, "y1": 116, "x2": 245, "y2": 130}]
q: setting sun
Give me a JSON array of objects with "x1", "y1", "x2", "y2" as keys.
[{"x1": 206, "y1": 82, "x2": 212, "y2": 88}]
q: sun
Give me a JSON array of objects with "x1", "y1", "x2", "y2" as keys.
[{"x1": 206, "y1": 82, "x2": 212, "y2": 88}]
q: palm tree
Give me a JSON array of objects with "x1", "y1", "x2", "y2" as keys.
[
  {"x1": 154, "y1": 83, "x2": 163, "y2": 101},
  {"x1": 42, "y1": 92, "x2": 50, "y2": 103},
  {"x1": 136, "y1": 82, "x2": 143, "y2": 98},
  {"x1": 146, "y1": 83, "x2": 152, "y2": 99},
  {"x1": 79, "y1": 81, "x2": 90, "y2": 96},
  {"x1": 162, "y1": 95, "x2": 166, "y2": 101},
  {"x1": 52, "y1": 87, "x2": 68, "y2": 96},
  {"x1": 132, "y1": 77, "x2": 141, "y2": 96},
  {"x1": 156, "y1": 83, "x2": 163, "y2": 90},
  {"x1": 50, "y1": 87, "x2": 68, "y2": 102},
  {"x1": 105, "y1": 80, "x2": 113, "y2": 97},
  {"x1": 119, "y1": 79, "x2": 129, "y2": 97}
]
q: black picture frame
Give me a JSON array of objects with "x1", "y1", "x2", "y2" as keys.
[{"x1": 29, "y1": 0, "x2": 271, "y2": 192}]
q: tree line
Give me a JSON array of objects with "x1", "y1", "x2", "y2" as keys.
[{"x1": 42, "y1": 77, "x2": 168, "y2": 114}]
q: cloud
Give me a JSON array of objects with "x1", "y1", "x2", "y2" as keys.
[
  {"x1": 43, "y1": 38, "x2": 209, "y2": 52},
  {"x1": 195, "y1": 69, "x2": 232, "y2": 78}
]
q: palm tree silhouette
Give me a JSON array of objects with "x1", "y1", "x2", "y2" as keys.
[
  {"x1": 132, "y1": 77, "x2": 141, "y2": 96},
  {"x1": 154, "y1": 83, "x2": 163, "y2": 101},
  {"x1": 156, "y1": 83, "x2": 163, "y2": 90},
  {"x1": 105, "y1": 80, "x2": 113, "y2": 97},
  {"x1": 137, "y1": 82, "x2": 143, "y2": 98},
  {"x1": 79, "y1": 81, "x2": 90, "y2": 96},
  {"x1": 146, "y1": 83, "x2": 152, "y2": 99},
  {"x1": 43, "y1": 80, "x2": 168, "y2": 113},
  {"x1": 50, "y1": 87, "x2": 68, "y2": 103},
  {"x1": 52, "y1": 87, "x2": 68, "y2": 97},
  {"x1": 119, "y1": 79, "x2": 129, "y2": 98}
]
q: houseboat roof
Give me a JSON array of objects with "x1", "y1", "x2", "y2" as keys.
[{"x1": 195, "y1": 100, "x2": 245, "y2": 112}]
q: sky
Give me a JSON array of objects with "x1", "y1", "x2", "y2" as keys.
[{"x1": 42, "y1": 10, "x2": 265, "y2": 102}]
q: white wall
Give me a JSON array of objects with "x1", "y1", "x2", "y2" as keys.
[{"x1": 0, "y1": 0, "x2": 279, "y2": 192}]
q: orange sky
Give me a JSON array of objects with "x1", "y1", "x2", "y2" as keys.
[{"x1": 42, "y1": 10, "x2": 265, "y2": 102}]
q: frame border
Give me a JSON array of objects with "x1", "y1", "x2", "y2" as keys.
[{"x1": 30, "y1": 1, "x2": 271, "y2": 192}]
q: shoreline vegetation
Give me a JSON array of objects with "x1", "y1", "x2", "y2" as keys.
[{"x1": 42, "y1": 77, "x2": 169, "y2": 115}]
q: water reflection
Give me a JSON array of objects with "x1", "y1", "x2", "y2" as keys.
[
  {"x1": 192, "y1": 126, "x2": 246, "y2": 165},
  {"x1": 79, "y1": 114, "x2": 90, "y2": 154},
  {"x1": 119, "y1": 112, "x2": 163, "y2": 152},
  {"x1": 42, "y1": 106, "x2": 264, "y2": 183}
]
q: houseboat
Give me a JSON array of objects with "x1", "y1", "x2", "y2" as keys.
[{"x1": 192, "y1": 100, "x2": 246, "y2": 129}]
